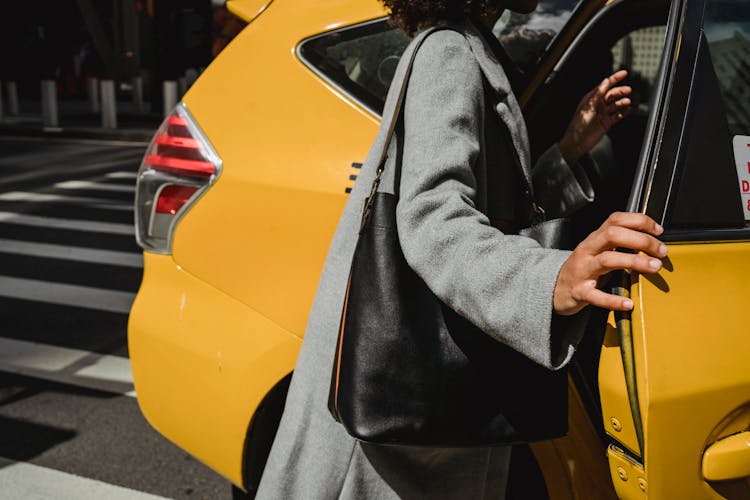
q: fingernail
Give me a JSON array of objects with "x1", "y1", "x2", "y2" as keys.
[
  {"x1": 649, "y1": 259, "x2": 662, "y2": 271},
  {"x1": 623, "y1": 299, "x2": 634, "y2": 309},
  {"x1": 655, "y1": 223, "x2": 664, "y2": 234},
  {"x1": 659, "y1": 244, "x2": 667, "y2": 256}
]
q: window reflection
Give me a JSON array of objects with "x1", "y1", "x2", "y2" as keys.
[
  {"x1": 494, "y1": 0, "x2": 581, "y2": 74},
  {"x1": 705, "y1": 0, "x2": 750, "y2": 134}
]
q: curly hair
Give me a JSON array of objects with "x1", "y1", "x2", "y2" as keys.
[{"x1": 380, "y1": 0, "x2": 498, "y2": 36}]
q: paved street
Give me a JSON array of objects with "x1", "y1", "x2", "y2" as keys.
[{"x1": 0, "y1": 136, "x2": 231, "y2": 499}]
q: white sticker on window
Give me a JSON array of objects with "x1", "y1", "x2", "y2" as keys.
[{"x1": 732, "y1": 135, "x2": 750, "y2": 220}]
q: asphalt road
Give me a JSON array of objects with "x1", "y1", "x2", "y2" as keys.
[{"x1": 0, "y1": 136, "x2": 232, "y2": 499}]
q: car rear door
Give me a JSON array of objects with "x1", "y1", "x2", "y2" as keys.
[{"x1": 599, "y1": 0, "x2": 750, "y2": 496}]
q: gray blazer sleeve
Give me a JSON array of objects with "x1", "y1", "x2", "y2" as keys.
[
  {"x1": 395, "y1": 31, "x2": 579, "y2": 370},
  {"x1": 534, "y1": 144, "x2": 595, "y2": 219}
]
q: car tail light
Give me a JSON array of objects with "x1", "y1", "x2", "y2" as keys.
[{"x1": 135, "y1": 103, "x2": 221, "y2": 253}]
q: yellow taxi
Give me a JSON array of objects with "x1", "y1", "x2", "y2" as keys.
[{"x1": 128, "y1": 0, "x2": 750, "y2": 497}]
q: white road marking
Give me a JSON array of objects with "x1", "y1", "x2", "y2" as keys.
[
  {"x1": 0, "y1": 276, "x2": 135, "y2": 314},
  {"x1": 54, "y1": 180, "x2": 135, "y2": 193},
  {"x1": 0, "y1": 192, "x2": 132, "y2": 211},
  {"x1": 0, "y1": 211, "x2": 133, "y2": 235},
  {"x1": 0, "y1": 337, "x2": 135, "y2": 397},
  {"x1": 88, "y1": 204, "x2": 134, "y2": 212},
  {"x1": 0, "y1": 135, "x2": 149, "y2": 147},
  {"x1": 0, "y1": 462, "x2": 167, "y2": 499},
  {"x1": 0, "y1": 238, "x2": 142, "y2": 268},
  {"x1": 105, "y1": 171, "x2": 139, "y2": 179}
]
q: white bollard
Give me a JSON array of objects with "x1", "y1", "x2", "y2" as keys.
[
  {"x1": 132, "y1": 76, "x2": 144, "y2": 113},
  {"x1": 41, "y1": 80, "x2": 59, "y2": 128},
  {"x1": 87, "y1": 77, "x2": 100, "y2": 113},
  {"x1": 163, "y1": 80, "x2": 178, "y2": 117},
  {"x1": 100, "y1": 79, "x2": 117, "y2": 129},
  {"x1": 6, "y1": 81, "x2": 19, "y2": 115}
]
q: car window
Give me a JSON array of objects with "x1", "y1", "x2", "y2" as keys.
[
  {"x1": 705, "y1": 0, "x2": 750, "y2": 136},
  {"x1": 299, "y1": 2, "x2": 582, "y2": 116},
  {"x1": 494, "y1": 0, "x2": 582, "y2": 75},
  {"x1": 298, "y1": 20, "x2": 410, "y2": 115},
  {"x1": 705, "y1": 0, "x2": 750, "y2": 223},
  {"x1": 611, "y1": 26, "x2": 667, "y2": 114},
  {"x1": 524, "y1": 0, "x2": 669, "y2": 213},
  {"x1": 665, "y1": 0, "x2": 748, "y2": 228}
]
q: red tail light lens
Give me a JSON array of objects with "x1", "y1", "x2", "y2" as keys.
[
  {"x1": 155, "y1": 185, "x2": 199, "y2": 215},
  {"x1": 146, "y1": 123, "x2": 214, "y2": 177},
  {"x1": 135, "y1": 103, "x2": 221, "y2": 254},
  {"x1": 145, "y1": 155, "x2": 215, "y2": 177}
]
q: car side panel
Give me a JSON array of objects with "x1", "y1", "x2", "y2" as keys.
[
  {"x1": 174, "y1": 0, "x2": 386, "y2": 338},
  {"x1": 602, "y1": 241, "x2": 750, "y2": 498},
  {"x1": 128, "y1": 253, "x2": 301, "y2": 486}
]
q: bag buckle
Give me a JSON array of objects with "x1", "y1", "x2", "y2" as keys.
[
  {"x1": 361, "y1": 165, "x2": 384, "y2": 228},
  {"x1": 531, "y1": 201, "x2": 546, "y2": 224}
]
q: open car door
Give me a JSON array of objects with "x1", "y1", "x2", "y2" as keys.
[{"x1": 599, "y1": 0, "x2": 750, "y2": 496}]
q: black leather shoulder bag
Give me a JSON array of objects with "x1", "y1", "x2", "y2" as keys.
[{"x1": 328, "y1": 26, "x2": 569, "y2": 446}]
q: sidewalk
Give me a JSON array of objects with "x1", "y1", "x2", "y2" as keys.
[{"x1": 0, "y1": 99, "x2": 161, "y2": 143}]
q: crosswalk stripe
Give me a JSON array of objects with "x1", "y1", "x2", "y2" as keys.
[
  {"x1": 0, "y1": 337, "x2": 135, "y2": 396},
  {"x1": 0, "y1": 462, "x2": 167, "y2": 500},
  {"x1": 0, "y1": 276, "x2": 135, "y2": 314},
  {"x1": 105, "y1": 171, "x2": 139, "y2": 179},
  {"x1": 0, "y1": 135, "x2": 149, "y2": 148},
  {"x1": 0, "y1": 238, "x2": 142, "y2": 268},
  {"x1": 54, "y1": 180, "x2": 135, "y2": 193},
  {"x1": 0, "y1": 192, "x2": 132, "y2": 211},
  {"x1": 0, "y1": 211, "x2": 134, "y2": 235},
  {"x1": 88, "y1": 203, "x2": 134, "y2": 212}
]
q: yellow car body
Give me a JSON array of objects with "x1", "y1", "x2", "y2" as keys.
[
  {"x1": 130, "y1": 0, "x2": 385, "y2": 488},
  {"x1": 128, "y1": 0, "x2": 750, "y2": 496}
]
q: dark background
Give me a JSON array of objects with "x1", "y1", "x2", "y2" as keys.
[{"x1": 0, "y1": 0, "x2": 243, "y2": 113}]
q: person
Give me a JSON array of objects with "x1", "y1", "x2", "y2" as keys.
[{"x1": 255, "y1": 0, "x2": 667, "y2": 498}]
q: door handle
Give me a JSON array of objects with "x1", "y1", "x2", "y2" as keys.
[{"x1": 702, "y1": 431, "x2": 750, "y2": 481}]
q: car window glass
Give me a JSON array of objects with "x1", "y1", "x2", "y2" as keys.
[
  {"x1": 524, "y1": 1, "x2": 669, "y2": 218},
  {"x1": 704, "y1": 0, "x2": 750, "y2": 135},
  {"x1": 493, "y1": 0, "x2": 582, "y2": 75},
  {"x1": 611, "y1": 26, "x2": 667, "y2": 114},
  {"x1": 300, "y1": 2, "x2": 582, "y2": 116},
  {"x1": 298, "y1": 21, "x2": 410, "y2": 115},
  {"x1": 665, "y1": 0, "x2": 748, "y2": 228}
]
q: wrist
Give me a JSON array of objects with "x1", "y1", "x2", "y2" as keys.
[{"x1": 558, "y1": 135, "x2": 580, "y2": 165}]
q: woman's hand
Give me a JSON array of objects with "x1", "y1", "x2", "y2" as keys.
[
  {"x1": 553, "y1": 212, "x2": 667, "y2": 316},
  {"x1": 558, "y1": 70, "x2": 633, "y2": 165}
]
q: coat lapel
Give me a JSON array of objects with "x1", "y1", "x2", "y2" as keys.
[{"x1": 463, "y1": 21, "x2": 534, "y2": 191}]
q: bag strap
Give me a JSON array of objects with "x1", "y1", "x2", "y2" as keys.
[
  {"x1": 361, "y1": 26, "x2": 452, "y2": 219},
  {"x1": 362, "y1": 25, "x2": 545, "y2": 223}
]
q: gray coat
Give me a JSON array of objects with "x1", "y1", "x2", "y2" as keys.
[{"x1": 256, "y1": 21, "x2": 593, "y2": 500}]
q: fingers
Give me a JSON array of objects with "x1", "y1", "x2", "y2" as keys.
[
  {"x1": 590, "y1": 250, "x2": 663, "y2": 276},
  {"x1": 597, "y1": 69, "x2": 629, "y2": 95},
  {"x1": 605, "y1": 85, "x2": 632, "y2": 102},
  {"x1": 588, "y1": 224, "x2": 667, "y2": 257},
  {"x1": 580, "y1": 212, "x2": 666, "y2": 255},
  {"x1": 604, "y1": 97, "x2": 631, "y2": 116},
  {"x1": 594, "y1": 82, "x2": 632, "y2": 129},
  {"x1": 604, "y1": 212, "x2": 663, "y2": 235},
  {"x1": 554, "y1": 211, "x2": 665, "y2": 315},
  {"x1": 609, "y1": 69, "x2": 629, "y2": 83},
  {"x1": 580, "y1": 286, "x2": 635, "y2": 311}
]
